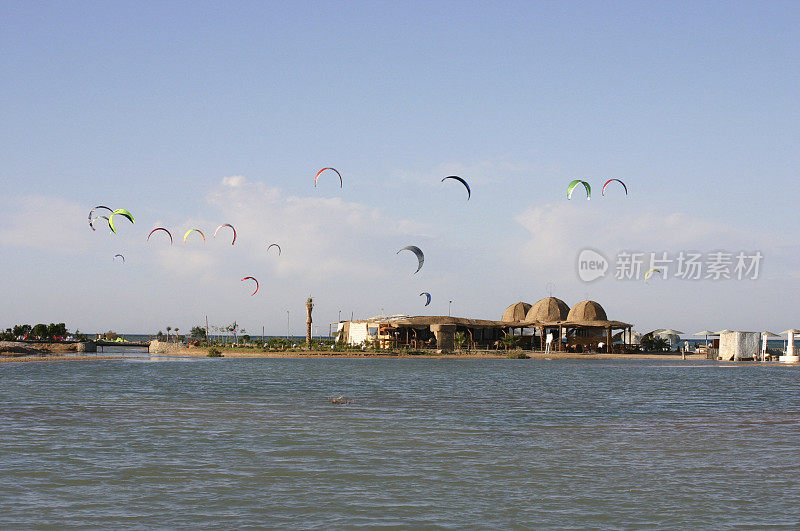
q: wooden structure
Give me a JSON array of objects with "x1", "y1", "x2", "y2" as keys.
[
  {"x1": 337, "y1": 298, "x2": 633, "y2": 353},
  {"x1": 340, "y1": 315, "x2": 509, "y2": 351}
]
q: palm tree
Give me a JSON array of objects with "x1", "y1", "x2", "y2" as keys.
[
  {"x1": 454, "y1": 331, "x2": 468, "y2": 351},
  {"x1": 166, "y1": 326, "x2": 171, "y2": 342},
  {"x1": 174, "y1": 328, "x2": 180, "y2": 342},
  {"x1": 499, "y1": 333, "x2": 519, "y2": 350}
]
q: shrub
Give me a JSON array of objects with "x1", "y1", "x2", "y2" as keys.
[
  {"x1": 207, "y1": 347, "x2": 222, "y2": 357},
  {"x1": 641, "y1": 336, "x2": 670, "y2": 352},
  {"x1": 507, "y1": 350, "x2": 529, "y2": 359},
  {"x1": 454, "y1": 331, "x2": 468, "y2": 350}
]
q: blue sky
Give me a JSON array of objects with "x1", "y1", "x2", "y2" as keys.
[{"x1": 2, "y1": 1, "x2": 799, "y2": 335}]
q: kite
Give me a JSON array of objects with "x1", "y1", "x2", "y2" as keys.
[
  {"x1": 602, "y1": 179, "x2": 628, "y2": 196},
  {"x1": 147, "y1": 227, "x2": 173, "y2": 244},
  {"x1": 113, "y1": 254, "x2": 125, "y2": 262},
  {"x1": 567, "y1": 180, "x2": 591, "y2": 200},
  {"x1": 267, "y1": 243, "x2": 282, "y2": 255},
  {"x1": 644, "y1": 268, "x2": 662, "y2": 283},
  {"x1": 241, "y1": 276, "x2": 259, "y2": 296},
  {"x1": 314, "y1": 167, "x2": 343, "y2": 188},
  {"x1": 108, "y1": 209, "x2": 135, "y2": 234},
  {"x1": 91, "y1": 215, "x2": 111, "y2": 232},
  {"x1": 88, "y1": 206, "x2": 113, "y2": 231},
  {"x1": 397, "y1": 245, "x2": 424, "y2": 274},
  {"x1": 213, "y1": 223, "x2": 236, "y2": 245},
  {"x1": 420, "y1": 292, "x2": 431, "y2": 306},
  {"x1": 441, "y1": 176, "x2": 471, "y2": 200},
  {"x1": 183, "y1": 229, "x2": 206, "y2": 244}
]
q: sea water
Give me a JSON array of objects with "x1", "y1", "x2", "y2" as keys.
[{"x1": 1, "y1": 358, "x2": 799, "y2": 528}]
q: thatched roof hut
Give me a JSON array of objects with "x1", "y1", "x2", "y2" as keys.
[
  {"x1": 561, "y1": 300, "x2": 630, "y2": 329},
  {"x1": 377, "y1": 316, "x2": 509, "y2": 329},
  {"x1": 526, "y1": 297, "x2": 569, "y2": 324},
  {"x1": 501, "y1": 302, "x2": 532, "y2": 323},
  {"x1": 567, "y1": 300, "x2": 608, "y2": 322}
]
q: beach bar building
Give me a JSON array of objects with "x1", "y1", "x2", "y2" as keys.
[
  {"x1": 338, "y1": 315, "x2": 510, "y2": 350},
  {"x1": 337, "y1": 298, "x2": 634, "y2": 353}
]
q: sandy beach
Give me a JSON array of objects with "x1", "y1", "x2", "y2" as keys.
[{"x1": 0, "y1": 341, "x2": 708, "y2": 363}]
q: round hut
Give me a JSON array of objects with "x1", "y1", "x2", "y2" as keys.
[
  {"x1": 501, "y1": 302, "x2": 532, "y2": 323},
  {"x1": 526, "y1": 297, "x2": 570, "y2": 351},
  {"x1": 566, "y1": 300, "x2": 608, "y2": 322},
  {"x1": 563, "y1": 300, "x2": 632, "y2": 353}
]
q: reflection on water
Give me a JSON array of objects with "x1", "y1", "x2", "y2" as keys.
[{"x1": 1, "y1": 359, "x2": 799, "y2": 528}]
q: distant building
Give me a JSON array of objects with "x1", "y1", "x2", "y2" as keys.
[
  {"x1": 718, "y1": 331, "x2": 760, "y2": 361},
  {"x1": 336, "y1": 297, "x2": 633, "y2": 353}
]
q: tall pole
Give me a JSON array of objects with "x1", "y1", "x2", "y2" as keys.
[
  {"x1": 449, "y1": 300, "x2": 452, "y2": 316},
  {"x1": 306, "y1": 297, "x2": 314, "y2": 345},
  {"x1": 287, "y1": 310, "x2": 290, "y2": 340},
  {"x1": 205, "y1": 315, "x2": 209, "y2": 343}
]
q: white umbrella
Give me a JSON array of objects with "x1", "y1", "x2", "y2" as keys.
[
  {"x1": 715, "y1": 329, "x2": 734, "y2": 335},
  {"x1": 694, "y1": 329, "x2": 717, "y2": 345}
]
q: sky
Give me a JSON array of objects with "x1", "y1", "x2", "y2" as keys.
[{"x1": 2, "y1": 1, "x2": 799, "y2": 336}]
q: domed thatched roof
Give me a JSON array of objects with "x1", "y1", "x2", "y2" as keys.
[
  {"x1": 526, "y1": 297, "x2": 570, "y2": 323},
  {"x1": 566, "y1": 300, "x2": 608, "y2": 322},
  {"x1": 501, "y1": 302, "x2": 532, "y2": 323}
]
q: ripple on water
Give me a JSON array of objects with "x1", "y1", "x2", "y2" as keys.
[{"x1": 0, "y1": 358, "x2": 799, "y2": 527}]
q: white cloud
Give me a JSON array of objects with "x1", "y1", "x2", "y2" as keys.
[
  {"x1": 205, "y1": 176, "x2": 429, "y2": 280},
  {"x1": 512, "y1": 201, "x2": 767, "y2": 283}
]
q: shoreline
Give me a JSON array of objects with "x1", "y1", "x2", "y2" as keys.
[{"x1": 2, "y1": 347, "x2": 710, "y2": 363}]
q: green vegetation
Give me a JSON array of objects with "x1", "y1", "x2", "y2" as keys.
[
  {"x1": 499, "y1": 333, "x2": 519, "y2": 350},
  {"x1": 454, "y1": 331, "x2": 468, "y2": 351},
  {"x1": 190, "y1": 326, "x2": 207, "y2": 340},
  {"x1": 1, "y1": 322, "x2": 70, "y2": 341},
  {"x1": 402, "y1": 349, "x2": 436, "y2": 356},
  {"x1": 506, "y1": 350, "x2": 529, "y2": 359},
  {"x1": 641, "y1": 336, "x2": 670, "y2": 352},
  {"x1": 207, "y1": 347, "x2": 222, "y2": 357}
]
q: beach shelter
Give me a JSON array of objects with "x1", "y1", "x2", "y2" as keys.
[
  {"x1": 760, "y1": 331, "x2": 780, "y2": 360},
  {"x1": 694, "y1": 330, "x2": 717, "y2": 346}
]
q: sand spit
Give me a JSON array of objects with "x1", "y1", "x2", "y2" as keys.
[{"x1": 0, "y1": 341, "x2": 83, "y2": 356}]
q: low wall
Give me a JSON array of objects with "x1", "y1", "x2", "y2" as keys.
[
  {"x1": 76, "y1": 341, "x2": 97, "y2": 353},
  {"x1": 148, "y1": 340, "x2": 184, "y2": 354}
]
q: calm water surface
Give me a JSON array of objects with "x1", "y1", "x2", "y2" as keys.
[{"x1": 1, "y1": 358, "x2": 799, "y2": 528}]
